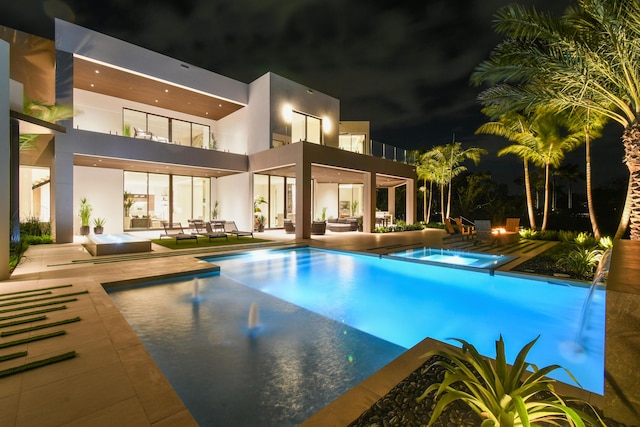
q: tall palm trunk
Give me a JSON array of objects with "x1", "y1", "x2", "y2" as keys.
[
  {"x1": 585, "y1": 127, "x2": 600, "y2": 239},
  {"x1": 423, "y1": 178, "x2": 427, "y2": 222},
  {"x1": 523, "y1": 159, "x2": 536, "y2": 229},
  {"x1": 426, "y1": 181, "x2": 433, "y2": 224},
  {"x1": 541, "y1": 162, "x2": 550, "y2": 231},
  {"x1": 440, "y1": 182, "x2": 446, "y2": 223},
  {"x1": 620, "y1": 123, "x2": 640, "y2": 239}
]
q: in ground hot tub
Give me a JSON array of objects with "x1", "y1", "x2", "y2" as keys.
[{"x1": 84, "y1": 233, "x2": 152, "y2": 256}]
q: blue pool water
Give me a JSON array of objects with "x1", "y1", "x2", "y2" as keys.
[
  {"x1": 108, "y1": 247, "x2": 605, "y2": 426},
  {"x1": 388, "y1": 247, "x2": 515, "y2": 269}
]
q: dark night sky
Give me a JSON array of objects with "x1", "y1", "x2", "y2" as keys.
[{"x1": 0, "y1": 0, "x2": 627, "y2": 191}]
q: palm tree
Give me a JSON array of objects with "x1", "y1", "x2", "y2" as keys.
[
  {"x1": 566, "y1": 107, "x2": 608, "y2": 238},
  {"x1": 440, "y1": 139, "x2": 487, "y2": 220},
  {"x1": 476, "y1": 111, "x2": 538, "y2": 229},
  {"x1": 414, "y1": 150, "x2": 440, "y2": 223},
  {"x1": 471, "y1": 0, "x2": 640, "y2": 239},
  {"x1": 525, "y1": 112, "x2": 583, "y2": 230}
]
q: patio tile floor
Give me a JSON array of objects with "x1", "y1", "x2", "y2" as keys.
[{"x1": 0, "y1": 229, "x2": 636, "y2": 425}]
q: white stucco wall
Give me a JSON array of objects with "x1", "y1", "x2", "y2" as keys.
[
  {"x1": 315, "y1": 183, "x2": 338, "y2": 219},
  {"x1": 215, "y1": 172, "x2": 251, "y2": 232},
  {"x1": 73, "y1": 166, "x2": 124, "y2": 235},
  {"x1": 216, "y1": 106, "x2": 249, "y2": 154}
]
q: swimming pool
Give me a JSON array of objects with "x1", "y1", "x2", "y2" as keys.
[
  {"x1": 387, "y1": 247, "x2": 515, "y2": 270},
  {"x1": 108, "y1": 247, "x2": 605, "y2": 425}
]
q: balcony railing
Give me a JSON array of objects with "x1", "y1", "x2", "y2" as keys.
[{"x1": 369, "y1": 139, "x2": 414, "y2": 164}]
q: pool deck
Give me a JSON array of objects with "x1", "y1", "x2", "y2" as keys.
[{"x1": 0, "y1": 229, "x2": 636, "y2": 426}]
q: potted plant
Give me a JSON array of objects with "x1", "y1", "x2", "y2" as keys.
[
  {"x1": 78, "y1": 197, "x2": 92, "y2": 235},
  {"x1": 123, "y1": 191, "x2": 134, "y2": 228},
  {"x1": 257, "y1": 215, "x2": 266, "y2": 232},
  {"x1": 254, "y1": 196, "x2": 267, "y2": 230},
  {"x1": 212, "y1": 200, "x2": 220, "y2": 220},
  {"x1": 93, "y1": 217, "x2": 106, "y2": 234},
  {"x1": 357, "y1": 216, "x2": 364, "y2": 232},
  {"x1": 351, "y1": 200, "x2": 359, "y2": 217}
]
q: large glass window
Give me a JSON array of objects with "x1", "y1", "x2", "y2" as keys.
[
  {"x1": 172, "y1": 119, "x2": 191, "y2": 146},
  {"x1": 193, "y1": 177, "x2": 210, "y2": 221},
  {"x1": 192, "y1": 124, "x2": 210, "y2": 149},
  {"x1": 339, "y1": 134, "x2": 365, "y2": 153},
  {"x1": 123, "y1": 108, "x2": 210, "y2": 148},
  {"x1": 148, "y1": 115, "x2": 169, "y2": 141},
  {"x1": 172, "y1": 175, "x2": 193, "y2": 225},
  {"x1": 124, "y1": 172, "x2": 149, "y2": 229},
  {"x1": 254, "y1": 174, "x2": 295, "y2": 228},
  {"x1": 123, "y1": 109, "x2": 146, "y2": 137},
  {"x1": 338, "y1": 184, "x2": 363, "y2": 217},
  {"x1": 269, "y1": 176, "x2": 284, "y2": 228},
  {"x1": 291, "y1": 111, "x2": 322, "y2": 145},
  {"x1": 19, "y1": 166, "x2": 50, "y2": 222},
  {"x1": 286, "y1": 178, "x2": 296, "y2": 222},
  {"x1": 124, "y1": 172, "x2": 209, "y2": 229},
  {"x1": 149, "y1": 174, "x2": 170, "y2": 226}
]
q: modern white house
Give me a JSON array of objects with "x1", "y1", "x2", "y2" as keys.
[{"x1": 1, "y1": 19, "x2": 416, "y2": 273}]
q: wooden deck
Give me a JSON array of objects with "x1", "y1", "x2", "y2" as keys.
[{"x1": 440, "y1": 236, "x2": 558, "y2": 272}]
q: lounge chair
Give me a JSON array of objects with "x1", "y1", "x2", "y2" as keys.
[
  {"x1": 443, "y1": 218, "x2": 464, "y2": 241},
  {"x1": 505, "y1": 218, "x2": 520, "y2": 233},
  {"x1": 474, "y1": 220, "x2": 493, "y2": 244},
  {"x1": 224, "y1": 221, "x2": 254, "y2": 239},
  {"x1": 192, "y1": 221, "x2": 228, "y2": 242},
  {"x1": 453, "y1": 217, "x2": 476, "y2": 240},
  {"x1": 284, "y1": 219, "x2": 295, "y2": 234},
  {"x1": 160, "y1": 221, "x2": 198, "y2": 243}
]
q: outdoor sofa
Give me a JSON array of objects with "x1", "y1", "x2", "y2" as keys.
[{"x1": 326, "y1": 217, "x2": 358, "y2": 232}]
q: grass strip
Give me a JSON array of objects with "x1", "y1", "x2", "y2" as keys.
[
  {"x1": 1, "y1": 317, "x2": 81, "y2": 337},
  {"x1": 0, "y1": 299, "x2": 77, "y2": 314},
  {"x1": 151, "y1": 236, "x2": 269, "y2": 250},
  {"x1": 0, "y1": 291, "x2": 88, "y2": 308},
  {"x1": 0, "y1": 330, "x2": 66, "y2": 349},
  {"x1": 0, "y1": 305, "x2": 67, "y2": 322},
  {"x1": 0, "y1": 351, "x2": 27, "y2": 362},
  {"x1": 0, "y1": 351, "x2": 76, "y2": 378},
  {"x1": 0, "y1": 291, "x2": 52, "y2": 302},
  {"x1": 0, "y1": 284, "x2": 72, "y2": 297},
  {"x1": 0, "y1": 315, "x2": 47, "y2": 329}
]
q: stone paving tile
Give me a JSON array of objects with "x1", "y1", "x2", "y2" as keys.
[
  {"x1": 15, "y1": 361, "x2": 137, "y2": 427},
  {"x1": 1, "y1": 230, "x2": 631, "y2": 426}
]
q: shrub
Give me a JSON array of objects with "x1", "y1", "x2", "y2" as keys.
[
  {"x1": 417, "y1": 336, "x2": 604, "y2": 427},
  {"x1": 557, "y1": 248, "x2": 603, "y2": 280}
]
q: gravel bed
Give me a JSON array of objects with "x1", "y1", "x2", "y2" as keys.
[{"x1": 348, "y1": 356, "x2": 626, "y2": 427}]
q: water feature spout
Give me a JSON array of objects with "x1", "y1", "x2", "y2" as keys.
[
  {"x1": 576, "y1": 248, "x2": 612, "y2": 345},
  {"x1": 248, "y1": 302, "x2": 260, "y2": 332},
  {"x1": 561, "y1": 248, "x2": 612, "y2": 359}
]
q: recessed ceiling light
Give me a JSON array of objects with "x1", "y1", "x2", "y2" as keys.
[
  {"x1": 218, "y1": 104, "x2": 222, "y2": 107},
  {"x1": 95, "y1": 70, "x2": 100, "y2": 74},
  {"x1": 90, "y1": 84, "x2": 94, "y2": 87},
  {"x1": 165, "y1": 89, "x2": 169, "y2": 93},
  {"x1": 155, "y1": 100, "x2": 159, "y2": 103}
]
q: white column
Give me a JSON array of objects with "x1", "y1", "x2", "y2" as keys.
[
  {"x1": 363, "y1": 172, "x2": 376, "y2": 233},
  {"x1": 295, "y1": 150, "x2": 311, "y2": 239},
  {"x1": 0, "y1": 40, "x2": 9, "y2": 279}
]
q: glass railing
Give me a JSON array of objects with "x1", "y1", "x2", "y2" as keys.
[{"x1": 369, "y1": 140, "x2": 413, "y2": 164}]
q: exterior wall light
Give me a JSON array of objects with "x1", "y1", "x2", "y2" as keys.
[{"x1": 282, "y1": 104, "x2": 293, "y2": 123}]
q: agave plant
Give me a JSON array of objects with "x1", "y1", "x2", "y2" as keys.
[
  {"x1": 557, "y1": 248, "x2": 603, "y2": 280},
  {"x1": 416, "y1": 336, "x2": 604, "y2": 426}
]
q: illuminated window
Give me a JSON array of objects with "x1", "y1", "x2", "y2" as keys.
[{"x1": 291, "y1": 111, "x2": 322, "y2": 144}]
